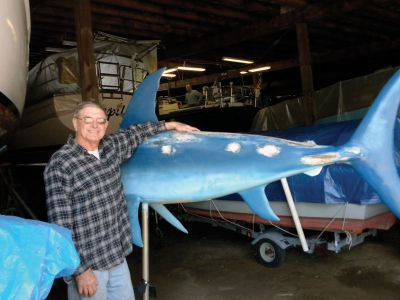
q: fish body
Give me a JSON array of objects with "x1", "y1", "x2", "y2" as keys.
[{"x1": 121, "y1": 69, "x2": 400, "y2": 247}]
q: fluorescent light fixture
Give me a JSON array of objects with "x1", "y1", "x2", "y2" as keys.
[
  {"x1": 177, "y1": 66, "x2": 205, "y2": 72},
  {"x1": 248, "y1": 66, "x2": 271, "y2": 72},
  {"x1": 162, "y1": 73, "x2": 176, "y2": 78},
  {"x1": 163, "y1": 68, "x2": 177, "y2": 73},
  {"x1": 240, "y1": 71, "x2": 248, "y2": 74},
  {"x1": 222, "y1": 56, "x2": 254, "y2": 64}
]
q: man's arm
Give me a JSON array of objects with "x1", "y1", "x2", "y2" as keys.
[
  {"x1": 110, "y1": 121, "x2": 199, "y2": 162},
  {"x1": 165, "y1": 121, "x2": 199, "y2": 132},
  {"x1": 109, "y1": 121, "x2": 166, "y2": 162}
]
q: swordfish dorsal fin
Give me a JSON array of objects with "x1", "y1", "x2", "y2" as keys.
[
  {"x1": 239, "y1": 186, "x2": 279, "y2": 221},
  {"x1": 120, "y1": 68, "x2": 165, "y2": 129}
]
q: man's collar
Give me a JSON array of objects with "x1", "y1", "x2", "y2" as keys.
[{"x1": 67, "y1": 135, "x2": 105, "y2": 153}]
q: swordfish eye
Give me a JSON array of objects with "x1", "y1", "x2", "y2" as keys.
[
  {"x1": 257, "y1": 144, "x2": 281, "y2": 157},
  {"x1": 225, "y1": 142, "x2": 241, "y2": 153}
]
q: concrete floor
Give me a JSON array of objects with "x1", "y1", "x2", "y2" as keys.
[{"x1": 49, "y1": 220, "x2": 400, "y2": 300}]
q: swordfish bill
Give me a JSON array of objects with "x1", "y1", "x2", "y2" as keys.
[{"x1": 120, "y1": 68, "x2": 400, "y2": 247}]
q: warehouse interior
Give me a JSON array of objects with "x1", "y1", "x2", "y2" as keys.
[
  {"x1": 29, "y1": 0, "x2": 400, "y2": 96},
  {"x1": 2, "y1": 1, "x2": 400, "y2": 299}
]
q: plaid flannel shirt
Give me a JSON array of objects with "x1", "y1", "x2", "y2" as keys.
[{"x1": 44, "y1": 121, "x2": 165, "y2": 275}]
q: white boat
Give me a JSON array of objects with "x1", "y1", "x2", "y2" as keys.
[
  {"x1": 9, "y1": 39, "x2": 159, "y2": 150},
  {"x1": 183, "y1": 199, "x2": 396, "y2": 233},
  {"x1": 0, "y1": 0, "x2": 30, "y2": 145}
]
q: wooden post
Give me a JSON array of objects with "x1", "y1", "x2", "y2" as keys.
[
  {"x1": 296, "y1": 22, "x2": 315, "y2": 124},
  {"x1": 74, "y1": 0, "x2": 99, "y2": 102}
]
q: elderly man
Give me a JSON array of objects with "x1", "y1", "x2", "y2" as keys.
[{"x1": 44, "y1": 101, "x2": 198, "y2": 300}]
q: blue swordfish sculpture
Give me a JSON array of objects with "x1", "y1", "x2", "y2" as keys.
[{"x1": 121, "y1": 68, "x2": 400, "y2": 247}]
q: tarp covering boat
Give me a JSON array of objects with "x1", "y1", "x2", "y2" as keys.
[
  {"x1": 0, "y1": 215, "x2": 80, "y2": 300},
  {"x1": 251, "y1": 67, "x2": 400, "y2": 131},
  {"x1": 26, "y1": 38, "x2": 159, "y2": 107},
  {"x1": 10, "y1": 37, "x2": 159, "y2": 150}
]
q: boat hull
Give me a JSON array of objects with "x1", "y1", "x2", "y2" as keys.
[
  {"x1": 0, "y1": 0, "x2": 30, "y2": 144},
  {"x1": 183, "y1": 200, "x2": 396, "y2": 233}
]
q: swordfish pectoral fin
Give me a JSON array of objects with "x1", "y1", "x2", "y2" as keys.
[
  {"x1": 239, "y1": 186, "x2": 280, "y2": 221},
  {"x1": 150, "y1": 203, "x2": 189, "y2": 234},
  {"x1": 125, "y1": 195, "x2": 144, "y2": 248}
]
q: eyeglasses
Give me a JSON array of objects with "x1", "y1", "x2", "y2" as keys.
[{"x1": 75, "y1": 116, "x2": 108, "y2": 125}]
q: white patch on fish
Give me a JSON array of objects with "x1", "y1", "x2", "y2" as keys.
[
  {"x1": 226, "y1": 142, "x2": 241, "y2": 153},
  {"x1": 161, "y1": 145, "x2": 176, "y2": 155},
  {"x1": 284, "y1": 139, "x2": 318, "y2": 147},
  {"x1": 301, "y1": 152, "x2": 340, "y2": 165},
  {"x1": 345, "y1": 146, "x2": 361, "y2": 155},
  {"x1": 257, "y1": 145, "x2": 281, "y2": 157},
  {"x1": 172, "y1": 132, "x2": 198, "y2": 142}
]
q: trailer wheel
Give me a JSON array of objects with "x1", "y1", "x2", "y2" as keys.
[{"x1": 255, "y1": 238, "x2": 286, "y2": 268}]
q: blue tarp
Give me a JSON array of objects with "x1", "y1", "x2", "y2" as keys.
[
  {"x1": 0, "y1": 215, "x2": 80, "y2": 300},
  {"x1": 222, "y1": 119, "x2": 400, "y2": 205}
]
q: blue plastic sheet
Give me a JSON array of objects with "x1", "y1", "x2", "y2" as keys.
[
  {"x1": 0, "y1": 215, "x2": 80, "y2": 300},
  {"x1": 222, "y1": 119, "x2": 400, "y2": 205}
]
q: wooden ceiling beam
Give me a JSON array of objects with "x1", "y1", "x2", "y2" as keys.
[
  {"x1": 34, "y1": 2, "x2": 217, "y2": 34},
  {"x1": 315, "y1": 19, "x2": 390, "y2": 41},
  {"x1": 309, "y1": 27, "x2": 357, "y2": 47},
  {"x1": 31, "y1": 14, "x2": 74, "y2": 28},
  {"x1": 146, "y1": 0, "x2": 255, "y2": 22},
  {"x1": 271, "y1": 0, "x2": 308, "y2": 8},
  {"x1": 32, "y1": 14, "x2": 203, "y2": 43},
  {"x1": 92, "y1": 0, "x2": 231, "y2": 26},
  {"x1": 92, "y1": 17, "x2": 204, "y2": 38},
  {"x1": 30, "y1": 23, "x2": 159, "y2": 51},
  {"x1": 90, "y1": 3, "x2": 216, "y2": 33},
  {"x1": 364, "y1": 3, "x2": 400, "y2": 21},
  {"x1": 313, "y1": 37, "x2": 400, "y2": 63},
  {"x1": 162, "y1": 0, "x2": 366, "y2": 60},
  {"x1": 46, "y1": 0, "x2": 210, "y2": 26},
  {"x1": 159, "y1": 36, "x2": 400, "y2": 91},
  {"x1": 31, "y1": 23, "x2": 75, "y2": 36},
  {"x1": 210, "y1": 0, "x2": 279, "y2": 16}
]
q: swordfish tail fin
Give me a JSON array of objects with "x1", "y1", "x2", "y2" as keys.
[
  {"x1": 120, "y1": 68, "x2": 165, "y2": 128},
  {"x1": 345, "y1": 69, "x2": 400, "y2": 218}
]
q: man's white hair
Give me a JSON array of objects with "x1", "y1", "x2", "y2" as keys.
[{"x1": 73, "y1": 101, "x2": 105, "y2": 117}]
